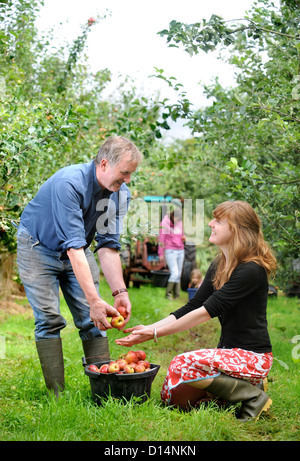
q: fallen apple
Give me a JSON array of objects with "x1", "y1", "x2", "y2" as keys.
[{"x1": 111, "y1": 314, "x2": 125, "y2": 330}]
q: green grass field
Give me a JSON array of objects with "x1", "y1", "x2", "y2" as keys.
[{"x1": 0, "y1": 279, "x2": 299, "y2": 442}]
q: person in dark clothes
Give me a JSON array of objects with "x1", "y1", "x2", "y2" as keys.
[{"x1": 116, "y1": 200, "x2": 277, "y2": 422}]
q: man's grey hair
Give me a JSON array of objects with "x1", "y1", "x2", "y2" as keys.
[{"x1": 95, "y1": 136, "x2": 143, "y2": 167}]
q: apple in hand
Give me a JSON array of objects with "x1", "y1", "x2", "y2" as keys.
[
  {"x1": 111, "y1": 314, "x2": 125, "y2": 329},
  {"x1": 108, "y1": 361, "x2": 120, "y2": 373},
  {"x1": 117, "y1": 306, "x2": 128, "y2": 319}
]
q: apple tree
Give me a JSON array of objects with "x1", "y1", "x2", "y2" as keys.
[{"x1": 156, "y1": 0, "x2": 300, "y2": 291}]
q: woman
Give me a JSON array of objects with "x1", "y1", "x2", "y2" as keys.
[
  {"x1": 116, "y1": 201, "x2": 277, "y2": 422},
  {"x1": 158, "y1": 200, "x2": 186, "y2": 300}
]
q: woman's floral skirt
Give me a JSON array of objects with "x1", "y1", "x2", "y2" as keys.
[{"x1": 161, "y1": 348, "x2": 273, "y2": 404}]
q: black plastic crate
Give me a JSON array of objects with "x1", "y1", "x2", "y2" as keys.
[{"x1": 84, "y1": 360, "x2": 160, "y2": 405}]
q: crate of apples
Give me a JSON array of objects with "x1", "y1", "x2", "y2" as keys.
[
  {"x1": 84, "y1": 351, "x2": 160, "y2": 404},
  {"x1": 87, "y1": 350, "x2": 151, "y2": 375}
]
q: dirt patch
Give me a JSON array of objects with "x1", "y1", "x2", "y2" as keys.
[{"x1": 0, "y1": 292, "x2": 31, "y2": 321}]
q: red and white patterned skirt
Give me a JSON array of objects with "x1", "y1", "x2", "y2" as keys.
[{"x1": 161, "y1": 348, "x2": 273, "y2": 404}]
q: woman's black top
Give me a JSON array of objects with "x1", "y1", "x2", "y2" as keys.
[{"x1": 171, "y1": 260, "x2": 272, "y2": 353}]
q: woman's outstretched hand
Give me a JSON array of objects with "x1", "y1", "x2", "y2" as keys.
[{"x1": 115, "y1": 324, "x2": 154, "y2": 347}]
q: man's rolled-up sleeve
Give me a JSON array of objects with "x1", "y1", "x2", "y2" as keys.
[{"x1": 51, "y1": 179, "x2": 87, "y2": 251}]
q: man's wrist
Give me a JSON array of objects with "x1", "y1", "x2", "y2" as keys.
[{"x1": 112, "y1": 288, "x2": 128, "y2": 297}]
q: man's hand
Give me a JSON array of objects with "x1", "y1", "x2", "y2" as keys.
[
  {"x1": 89, "y1": 298, "x2": 119, "y2": 331},
  {"x1": 113, "y1": 292, "x2": 131, "y2": 327}
]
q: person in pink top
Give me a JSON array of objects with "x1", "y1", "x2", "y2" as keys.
[{"x1": 158, "y1": 200, "x2": 186, "y2": 299}]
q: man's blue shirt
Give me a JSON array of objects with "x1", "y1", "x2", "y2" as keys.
[{"x1": 20, "y1": 161, "x2": 130, "y2": 253}]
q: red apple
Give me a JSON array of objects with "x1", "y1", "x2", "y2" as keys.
[
  {"x1": 117, "y1": 306, "x2": 128, "y2": 319},
  {"x1": 88, "y1": 364, "x2": 99, "y2": 373},
  {"x1": 108, "y1": 361, "x2": 120, "y2": 373},
  {"x1": 144, "y1": 360, "x2": 151, "y2": 369},
  {"x1": 124, "y1": 364, "x2": 135, "y2": 374},
  {"x1": 137, "y1": 360, "x2": 148, "y2": 369},
  {"x1": 116, "y1": 359, "x2": 128, "y2": 370},
  {"x1": 99, "y1": 364, "x2": 109, "y2": 373},
  {"x1": 135, "y1": 363, "x2": 146, "y2": 373},
  {"x1": 136, "y1": 350, "x2": 146, "y2": 360},
  {"x1": 125, "y1": 350, "x2": 139, "y2": 364},
  {"x1": 111, "y1": 315, "x2": 125, "y2": 330},
  {"x1": 88, "y1": 17, "x2": 96, "y2": 26}
]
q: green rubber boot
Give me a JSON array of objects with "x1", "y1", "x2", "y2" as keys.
[
  {"x1": 82, "y1": 336, "x2": 110, "y2": 365},
  {"x1": 205, "y1": 373, "x2": 272, "y2": 422},
  {"x1": 36, "y1": 338, "x2": 65, "y2": 397}
]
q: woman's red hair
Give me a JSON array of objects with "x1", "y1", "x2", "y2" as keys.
[{"x1": 212, "y1": 201, "x2": 277, "y2": 289}]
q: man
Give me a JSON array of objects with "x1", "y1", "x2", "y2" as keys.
[{"x1": 16, "y1": 136, "x2": 142, "y2": 396}]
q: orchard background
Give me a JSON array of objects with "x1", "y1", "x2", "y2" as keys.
[
  {"x1": 0, "y1": 0, "x2": 299, "y2": 298},
  {"x1": 0, "y1": 0, "x2": 299, "y2": 443}
]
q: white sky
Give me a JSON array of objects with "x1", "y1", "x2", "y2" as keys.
[{"x1": 36, "y1": 0, "x2": 279, "y2": 140}]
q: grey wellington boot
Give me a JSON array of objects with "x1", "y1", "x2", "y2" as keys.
[
  {"x1": 165, "y1": 282, "x2": 175, "y2": 300},
  {"x1": 82, "y1": 336, "x2": 110, "y2": 365},
  {"x1": 36, "y1": 338, "x2": 65, "y2": 397},
  {"x1": 205, "y1": 373, "x2": 272, "y2": 422}
]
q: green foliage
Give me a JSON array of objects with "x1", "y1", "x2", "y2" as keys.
[
  {"x1": 157, "y1": 0, "x2": 300, "y2": 290},
  {"x1": 0, "y1": 0, "x2": 164, "y2": 254}
]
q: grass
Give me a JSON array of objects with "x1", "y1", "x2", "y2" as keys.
[{"x1": 0, "y1": 278, "x2": 299, "y2": 442}]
